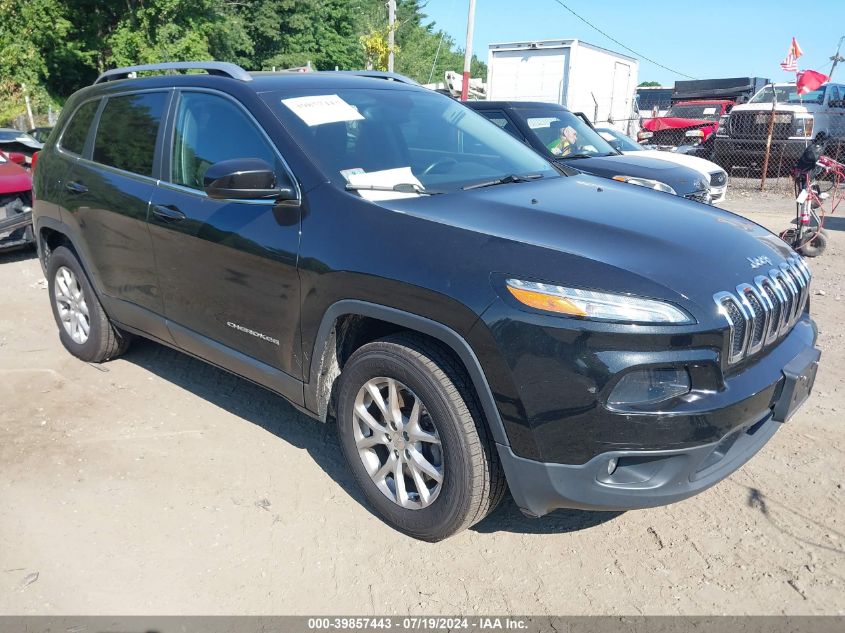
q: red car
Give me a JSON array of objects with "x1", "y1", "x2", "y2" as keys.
[
  {"x1": 0, "y1": 149, "x2": 34, "y2": 251},
  {"x1": 638, "y1": 99, "x2": 733, "y2": 159}
]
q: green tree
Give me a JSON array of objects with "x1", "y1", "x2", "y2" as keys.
[{"x1": 638, "y1": 81, "x2": 662, "y2": 87}]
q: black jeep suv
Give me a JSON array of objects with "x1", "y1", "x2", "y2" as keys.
[{"x1": 32, "y1": 62, "x2": 820, "y2": 541}]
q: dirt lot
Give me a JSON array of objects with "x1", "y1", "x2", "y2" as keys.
[{"x1": 0, "y1": 193, "x2": 843, "y2": 616}]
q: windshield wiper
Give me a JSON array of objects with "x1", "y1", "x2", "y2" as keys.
[
  {"x1": 462, "y1": 173, "x2": 543, "y2": 191},
  {"x1": 345, "y1": 182, "x2": 437, "y2": 195},
  {"x1": 557, "y1": 153, "x2": 593, "y2": 160}
]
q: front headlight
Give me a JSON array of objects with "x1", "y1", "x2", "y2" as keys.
[
  {"x1": 716, "y1": 115, "x2": 729, "y2": 136},
  {"x1": 794, "y1": 116, "x2": 814, "y2": 137},
  {"x1": 505, "y1": 279, "x2": 695, "y2": 324},
  {"x1": 637, "y1": 131, "x2": 653, "y2": 140},
  {"x1": 612, "y1": 175, "x2": 677, "y2": 195}
]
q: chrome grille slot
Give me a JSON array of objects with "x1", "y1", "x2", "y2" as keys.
[
  {"x1": 756, "y1": 277, "x2": 782, "y2": 345},
  {"x1": 714, "y1": 256, "x2": 811, "y2": 364},
  {"x1": 739, "y1": 284, "x2": 767, "y2": 352}
]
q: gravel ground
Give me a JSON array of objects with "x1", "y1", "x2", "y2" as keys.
[{"x1": 0, "y1": 193, "x2": 843, "y2": 615}]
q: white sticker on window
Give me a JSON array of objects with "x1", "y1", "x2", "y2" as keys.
[
  {"x1": 527, "y1": 117, "x2": 559, "y2": 129},
  {"x1": 339, "y1": 167, "x2": 365, "y2": 181},
  {"x1": 702, "y1": 107, "x2": 716, "y2": 115},
  {"x1": 346, "y1": 167, "x2": 423, "y2": 201},
  {"x1": 281, "y1": 94, "x2": 364, "y2": 127}
]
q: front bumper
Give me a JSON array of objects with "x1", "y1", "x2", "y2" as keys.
[
  {"x1": 499, "y1": 409, "x2": 779, "y2": 516},
  {"x1": 496, "y1": 321, "x2": 819, "y2": 517}
]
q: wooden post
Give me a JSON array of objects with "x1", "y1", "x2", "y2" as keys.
[
  {"x1": 759, "y1": 92, "x2": 778, "y2": 191},
  {"x1": 22, "y1": 84, "x2": 35, "y2": 129}
]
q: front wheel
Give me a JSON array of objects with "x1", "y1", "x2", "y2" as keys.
[{"x1": 336, "y1": 334, "x2": 506, "y2": 541}]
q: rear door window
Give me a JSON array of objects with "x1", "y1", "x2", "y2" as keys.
[
  {"x1": 92, "y1": 92, "x2": 168, "y2": 177},
  {"x1": 60, "y1": 100, "x2": 99, "y2": 155}
]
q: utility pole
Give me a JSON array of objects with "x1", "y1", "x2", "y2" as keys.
[
  {"x1": 829, "y1": 35, "x2": 844, "y2": 81},
  {"x1": 460, "y1": 0, "x2": 477, "y2": 101},
  {"x1": 388, "y1": 0, "x2": 396, "y2": 73}
]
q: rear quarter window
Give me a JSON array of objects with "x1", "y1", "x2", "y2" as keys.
[
  {"x1": 93, "y1": 92, "x2": 168, "y2": 177},
  {"x1": 60, "y1": 100, "x2": 99, "y2": 155}
]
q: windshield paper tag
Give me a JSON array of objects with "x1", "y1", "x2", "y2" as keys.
[
  {"x1": 340, "y1": 168, "x2": 365, "y2": 182},
  {"x1": 282, "y1": 94, "x2": 364, "y2": 127}
]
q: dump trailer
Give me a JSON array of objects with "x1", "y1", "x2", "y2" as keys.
[
  {"x1": 486, "y1": 39, "x2": 639, "y2": 134},
  {"x1": 671, "y1": 77, "x2": 770, "y2": 103}
]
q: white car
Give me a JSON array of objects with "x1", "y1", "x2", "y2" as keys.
[{"x1": 598, "y1": 127, "x2": 728, "y2": 203}]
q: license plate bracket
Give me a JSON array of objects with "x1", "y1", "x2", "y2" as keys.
[{"x1": 772, "y1": 347, "x2": 821, "y2": 422}]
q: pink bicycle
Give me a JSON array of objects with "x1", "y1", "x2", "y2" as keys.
[{"x1": 782, "y1": 141, "x2": 844, "y2": 257}]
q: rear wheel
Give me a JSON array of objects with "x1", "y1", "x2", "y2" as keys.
[
  {"x1": 47, "y1": 246, "x2": 131, "y2": 362},
  {"x1": 336, "y1": 334, "x2": 506, "y2": 541}
]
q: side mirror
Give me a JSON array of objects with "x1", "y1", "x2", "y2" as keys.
[
  {"x1": 203, "y1": 158, "x2": 297, "y2": 202},
  {"x1": 8, "y1": 152, "x2": 26, "y2": 165}
]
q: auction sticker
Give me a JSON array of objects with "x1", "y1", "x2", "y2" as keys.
[{"x1": 282, "y1": 94, "x2": 364, "y2": 127}]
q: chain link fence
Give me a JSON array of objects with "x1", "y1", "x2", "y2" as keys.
[{"x1": 714, "y1": 109, "x2": 845, "y2": 196}]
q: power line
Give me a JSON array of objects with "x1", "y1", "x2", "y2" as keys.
[{"x1": 549, "y1": 0, "x2": 698, "y2": 80}]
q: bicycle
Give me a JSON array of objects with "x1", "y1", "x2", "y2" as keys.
[{"x1": 781, "y1": 140, "x2": 844, "y2": 257}]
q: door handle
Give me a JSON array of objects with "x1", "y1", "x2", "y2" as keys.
[
  {"x1": 152, "y1": 204, "x2": 186, "y2": 223},
  {"x1": 65, "y1": 181, "x2": 88, "y2": 194}
]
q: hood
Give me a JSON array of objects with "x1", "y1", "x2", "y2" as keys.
[
  {"x1": 624, "y1": 149, "x2": 723, "y2": 178},
  {"x1": 558, "y1": 153, "x2": 708, "y2": 195},
  {"x1": 643, "y1": 117, "x2": 717, "y2": 132},
  {"x1": 381, "y1": 175, "x2": 795, "y2": 318},
  {"x1": 0, "y1": 160, "x2": 32, "y2": 195},
  {"x1": 730, "y1": 103, "x2": 812, "y2": 114}
]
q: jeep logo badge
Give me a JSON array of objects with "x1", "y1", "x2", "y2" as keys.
[{"x1": 748, "y1": 255, "x2": 772, "y2": 269}]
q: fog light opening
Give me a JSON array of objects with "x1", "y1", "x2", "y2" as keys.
[{"x1": 607, "y1": 457, "x2": 619, "y2": 476}]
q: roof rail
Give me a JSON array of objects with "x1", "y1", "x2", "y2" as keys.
[
  {"x1": 94, "y1": 61, "x2": 251, "y2": 84},
  {"x1": 334, "y1": 71, "x2": 420, "y2": 86}
]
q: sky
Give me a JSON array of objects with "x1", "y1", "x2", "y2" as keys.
[{"x1": 421, "y1": 0, "x2": 845, "y2": 86}]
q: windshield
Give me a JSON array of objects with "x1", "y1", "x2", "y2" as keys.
[
  {"x1": 749, "y1": 85, "x2": 825, "y2": 105},
  {"x1": 264, "y1": 88, "x2": 558, "y2": 194},
  {"x1": 516, "y1": 108, "x2": 617, "y2": 159},
  {"x1": 665, "y1": 104, "x2": 722, "y2": 120},
  {"x1": 597, "y1": 128, "x2": 642, "y2": 151}
]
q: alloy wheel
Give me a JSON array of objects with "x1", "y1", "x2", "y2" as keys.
[
  {"x1": 352, "y1": 377, "x2": 443, "y2": 509},
  {"x1": 54, "y1": 265, "x2": 90, "y2": 344}
]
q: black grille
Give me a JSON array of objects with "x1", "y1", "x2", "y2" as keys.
[
  {"x1": 685, "y1": 190, "x2": 711, "y2": 204},
  {"x1": 760, "y1": 281, "x2": 782, "y2": 336},
  {"x1": 728, "y1": 111, "x2": 794, "y2": 140},
  {"x1": 745, "y1": 291, "x2": 766, "y2": 347},
  {"x1": 723, "y1": 298, "x2": 746, "y2": 358},
  {"x1": 651, "y1": 129, "x2": 688, "y2": 146}
]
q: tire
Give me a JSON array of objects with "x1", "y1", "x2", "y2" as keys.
[
  {"x1": 336, "y1": 333, "x2": 506, "y2": 541},
  {"x1": 46, "y1": 245, "x2": 131, "y2": 362},
  {"x1": 797, "y1": 230, "x2": 828, "y2": 258}
]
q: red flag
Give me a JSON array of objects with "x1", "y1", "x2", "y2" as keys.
[{"x1": 796, "y1": 69, "x2": 829, "y2": 95}]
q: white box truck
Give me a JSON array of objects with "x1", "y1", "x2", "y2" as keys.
[{"x1": 486, "y1": 39, "x2": 639, "y2": 134}]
